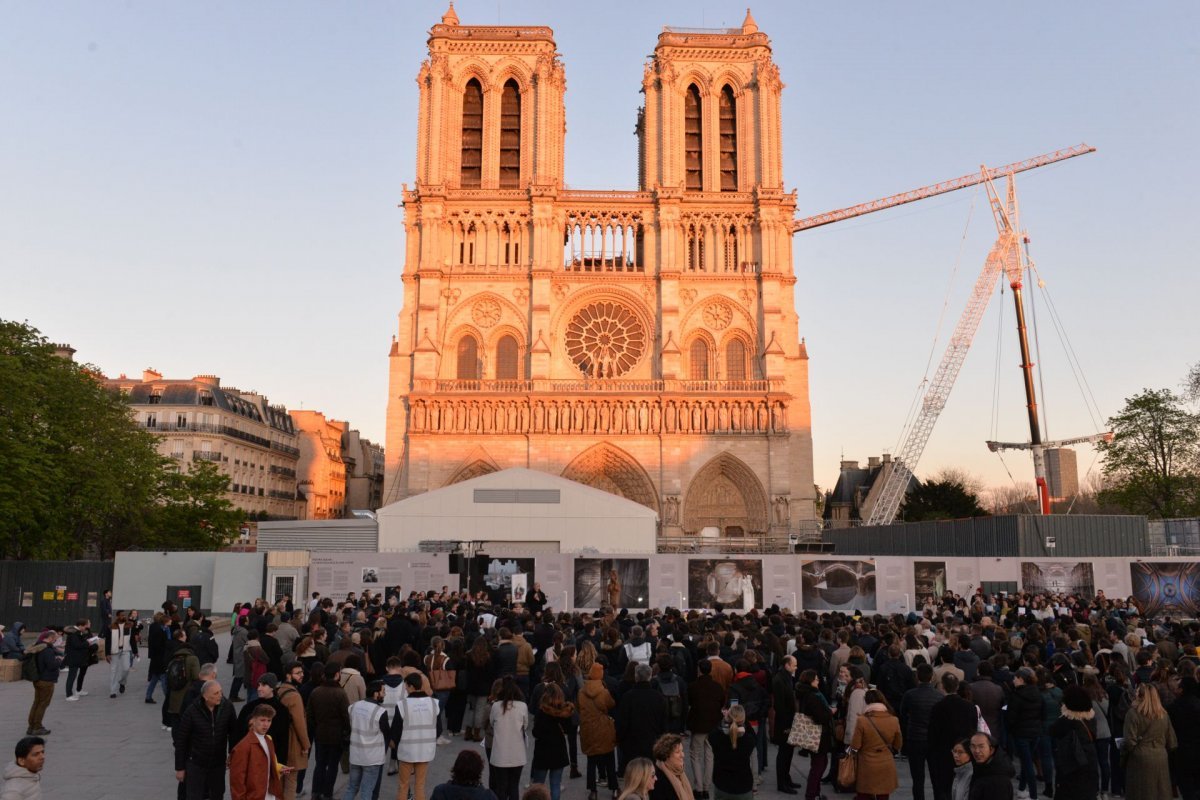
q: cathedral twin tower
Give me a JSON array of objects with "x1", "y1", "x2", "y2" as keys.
[{"x1": 384, "y1": 6, "x2": 816, "y2": 538}]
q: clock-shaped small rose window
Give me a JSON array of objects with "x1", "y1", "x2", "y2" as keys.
[{"x1": 564, "y1": 301, "x2": 646, "y2": 378}]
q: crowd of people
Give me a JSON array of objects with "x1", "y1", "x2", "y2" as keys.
[{"x1": 3, "y1": 583, "x2": 1200, "y2": 800}]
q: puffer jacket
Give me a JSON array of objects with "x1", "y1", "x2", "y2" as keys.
[
  {"x1": 1006, "y1": 684, "x2": 1044, "y2": 739},
  {"x1": 173, "y1": 698, "x2": 236, "y2": 771},
  {"x1": 577, "y1": 669, "x2": 617, "y2": 755},
  {"x1": 0, "y1": 623, "x2": 25, "y2": 660}
]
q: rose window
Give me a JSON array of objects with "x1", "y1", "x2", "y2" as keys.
[
  {"x1": 703, "y1": 301, "x2": 733, "y2": 330},
  {"x1": 471, "y1": 298, "x2": 501, "y2": 328},
  {"x1": 564, "y1": 301, "x2": 646, "y2": 378}
]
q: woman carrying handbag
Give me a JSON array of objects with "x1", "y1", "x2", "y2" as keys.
[
  {"x1": 790, "y1": 669, "x2": 834, "y2": 800},
  {"x1": 847, "y1": 689, "x2": 903, "y2": 800}
]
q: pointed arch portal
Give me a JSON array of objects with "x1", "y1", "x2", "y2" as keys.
[
  {"x1": 682, "y1": 452, "x2": 768, "y2": 536},
  {"x1": 561, "y1": 443, "x2": 658, "y2": 511}
]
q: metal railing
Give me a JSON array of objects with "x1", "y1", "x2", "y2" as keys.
[
  {"x1": 413, "y1": 378, "x2": 780, "y2": 394},
  {"x1": 192, "y1": 450, "x2": 222, "y2": 462},
  {"x1": 269, "y1": 465, "x2": 296, "y2": 478},
  {"x1": 656, "y1": 531, "x2": 823, "y2": 554}
]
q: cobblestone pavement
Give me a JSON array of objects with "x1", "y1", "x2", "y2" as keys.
[{"x1": 0, "y1": 631, "x2": 924, "y2": 800}]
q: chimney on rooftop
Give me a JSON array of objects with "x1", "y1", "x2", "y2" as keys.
[
  {"x1": 193, "y1": 375, "x2": 220, "y2": 387},
  {"x1": 143, "y1": 368, "x2": 162, "y2": 382},
  {"x1": 840, "y1": 460, "x2": 859, "y2": 471},
  {"x1": 53, "y1": 344, "x2": 76, "y2": 361}
]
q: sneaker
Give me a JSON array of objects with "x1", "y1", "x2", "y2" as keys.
[
  {"x1": 65, "y1": 696, "x2": 79, "y2": 702},
  {"x1": 119, "y1": 683, "x2": 126, "y2": 694},
  {"x1": 437, "y1": 736, "x2": 452, "y2": 745},
  {"x1": 145, "y1": 698, "x2": 157, "y2": 704},
  {"x1": 110, "y1": 693, "x2": 117, "y2": 698},
  {"x1": 1017, "y1": 791, "x2": 1031, "y2": 800},
  {"x1": 77, "y1": 691, "x2": 89, "y2": 697},
  {"x1": 162, "y1": 725, "x2": 172, "y2": 732},
  {"x1": 31, "y1": 728, "x2": 50, "y2": 736}
]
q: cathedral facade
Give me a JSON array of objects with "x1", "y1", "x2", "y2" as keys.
[{"x1": 384, "y1": 7, "x2": 816, "y2": 540}]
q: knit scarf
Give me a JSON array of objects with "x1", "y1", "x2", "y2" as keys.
[{"x1": 655, "y1": 759, "x2": 694, "y2": 800}]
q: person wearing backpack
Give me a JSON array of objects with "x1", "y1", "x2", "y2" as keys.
[
  {"x1": 165, "y1": 633, "x2": 200, "y2": 731},
  {"x1": 624, "y1": 627, "x2": 653, "y2": 669},
  {"x1": 24, "y1": 630, "x2": 60, "y2": 736},
  {"x1": 653, "y1": 655, "x2": 689, "y2": 735},
  {"x1": 727, "y1": 660, "x2": 768, "y2": 780}
]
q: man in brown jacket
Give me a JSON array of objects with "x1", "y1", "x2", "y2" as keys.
[
  {"x1": 277, "y1": 664, "x2": 310, "y2": 800},
  {"x1": 229, "y1": 704, "x2": 287, "y2": 800}
]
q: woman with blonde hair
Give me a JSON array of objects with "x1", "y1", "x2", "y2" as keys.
[
  {"x1": 1121, "y1": 682, "x2": 1177, "y2": 800},
  {"x1": 708, "y1": 705, "x2": 756, "y2": 800},
  {"x1": 618, "y1": 757, "x2": 657, "y2": 800}
]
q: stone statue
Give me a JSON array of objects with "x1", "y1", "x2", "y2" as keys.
[
  {"x1": 774, "y1": 496, "x2": 789, "y2": 525},
  {"x1": 412, "y1": 401, "x2": 426, "y2": 432},
  {"x1": 664, "y1": 496, "x2": 680, "y2": 524}
]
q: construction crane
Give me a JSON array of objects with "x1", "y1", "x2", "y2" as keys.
[{"x1": 789, "y1": 144, "x2": 1096, "y2": 526}]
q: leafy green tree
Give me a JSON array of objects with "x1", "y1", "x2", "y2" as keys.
[
  {"x1": 901, "y1": 477, "x2": 988, "y2": 522},
  {"x1": 0, "y1": 319, "x2": 244, "y2": 558},
  {"x1": 1098, "y1": 388, "x2": 1200, "y2": 518}
]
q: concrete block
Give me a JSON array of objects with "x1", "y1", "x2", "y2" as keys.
[{"x1": 0, "y1": 659, "x2": 22, "y2": 682}]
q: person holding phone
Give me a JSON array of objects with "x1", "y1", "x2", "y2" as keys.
[{"x1": 229, "y1": 704, "x2": 291, "y2": 800}]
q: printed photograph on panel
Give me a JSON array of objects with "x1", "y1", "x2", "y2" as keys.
[
  {"x1": 914, "y1": 561, "x2": 947, "y2": 602},
  {"x1": 573, "y1": 558, "x2": 651, "y2": 609},
  {"x1": 1129, "y1": 562, "x2": 1200, "y2": 617},
  {"x1": 687, "y1": 559, "x2": 762, "y2": 611},
  {"x1": 1020, "y1": 562, "x2": 1095, "y2": 598},
  {"x1": 361, "y1": 567, "x2": 379, "y2": 584},
  {"x1": 801, "y1": 560, "x2": 877, "y2": 611},
  {"x1": 472, "y1": 557, "x2": 535, "y2": 600}
]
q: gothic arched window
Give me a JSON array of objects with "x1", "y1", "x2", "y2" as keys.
[
  {"x1": 726, "y1": 339, "x2": 747, "y2": 381},
  {"x1": 495, "y1": 334, "x2": 519, "y2": 380},
  {"x1": 461, "y1": 79, "x2": 483, "y2": 188},
  {"x1": 689, "y1": 339, "x2": 710, "y2": 381},
  {"x1": 719, "y1": 85, "x2": 738, "y2": 191},
  {"x1": 499, "y1": 80, "x2": 521, "y2": 189},
  {"x1": 456, "y1": 335, "x2": 480, "y2": 380},
  {"x1": 684, "y1": 84, "x2": 703, "y2": 191}
]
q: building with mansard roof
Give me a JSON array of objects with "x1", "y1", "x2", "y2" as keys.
[{"x1": 384, "y1": 7, "x2": 816, "y2": 544}]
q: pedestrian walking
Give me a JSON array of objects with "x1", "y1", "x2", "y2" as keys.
[
  {"x1": 24, "y1": 631, "x2": 59, "y2": 737},
  {"x1": 62, "y1": 620, "x2": 94, "y2": 701},
  {"x1": 228, "y1": 704, "x2": 288, "y2": 800},
  {"x1": 146, "y1": 612, "x2": 171, "y2": 705},
  {"x1": 173, "y1": 680, "x2": 236, "y2": 800},
  {"x1": 107, "y1": 612, "x2": 135, "y2": 698}
]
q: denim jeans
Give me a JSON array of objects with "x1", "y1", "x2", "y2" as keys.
[
  {"x1": 434, "y1": 690, "x2": 450, "y2": 734},
  {"x1": 65, "y1": 664, "x2": 88, "y2": 696},
  {"x1": 342, "y1": 764, "x2": 382, "y2": 800},
  {"x1": 1014, "y1": 737, "x2": 1039, "y2": 799},
  {"x1": 530, "y1": 767, "x2": 564, "y2": 800},
  {"x1": 1036, "y1": 734, "x2": 1055, "y2": 794},
  {"x1": 314, "y1": 742, "x2": 343, "y2": 799},
  {"x1": 146, "y1": 671, "x2": 168, "y2": 702}
]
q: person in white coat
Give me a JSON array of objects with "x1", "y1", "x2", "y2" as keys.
[
  {"x1": 487, "y1": 676, "x2": 529, "y2": 800},
  {"x1": 107, "y1": 612, "x2": 134, "y2": 699},
  {"x1": 397, "y1": 673, "x2": 440, "y2": 800}
]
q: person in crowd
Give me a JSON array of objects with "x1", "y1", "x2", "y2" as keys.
[
  {"x1": 106, "y1": 611, "x2": 135, "y2": 699},
  {"x1": 146, "y1": 612, "x2": 172, "y2": 705},
  {"x1": 275, "y1": 662, "x2": 310, "y2": 800},
  {"x1": 344, "y1": 680, "x2": 393, "y2": 800},
  {"x1": 530, "y1": 683, "x2": 576, "y2": 800},
  {"x1": 1168, "y1": 673, "x2": 1200, "y2": 800},
  {"x1": 61, "y1": 619, "x2": 93, "y2": 701},
  {"x1": 615, "y1": 664, "x2": 668, "y2": 775},
  {"x1": 173, "y1": 679, "x2": 235, "y2": 800},
  {"x1": 618, "y1": 757, "x2": 657, "y2": 800},
  {"x1": 430, "y1": 750, "x2": 497, "y2": 800},
  {"x1": 24, "y1": 631, "x2": 60, "y2": 737},
  {"x1": 579, "y1": 662, "x2": 618, "y2": 800},
  {"x1": 1121, "y1": 682, "x2": 1177, "y2": 800},
  {"x1": 2, "y1": 736, "x2": 45, "y2": 800},
  {"x1": 769, "y1": 656, "x2": 798, "y2": 794},
  {"x1": 970, "y1": 662, "x2": 1005, "y2": 737},
  {"x1": 1, "y1": 622, "x2": 26, "y2": 661},
  {"x1": 397, "y1": 671, "x2": 440, "y2": 800},
  {"x1": 232, "y1": 674, "x2": 287, "y2": 748},
  {"x1": 899, "y1": 663, "x2": 940, "y2": 800},
  {"x1": 1048, "y1": 685, "x2": 1098, "y2": 800},
  {"x1": 425, "y1": 635, "x2": 456, "y2": 744},
  {"x1": 229, "y1": 616, "x2": 249, "y2": 703},
  {"x1": 164, "y1": 632, "x2": 201, "y2": 731},
  {"x1": 488, "y1": 676, "x2": 529, "y2": 800},
  {"x1": 306, "y1": 663, "x2": 350, "y2": 800},
  {"x1": 966, "y1": 732, "x2": 1015, "y2": 800},
  {"x1": 928, "y1": 673, "x2": 979, "y2": 800},
  {"x1": 338, "y1": 654, "x2": 367, "y2": 706},
  {"x1": 793, "y1": 668, "x2": 834, "y2": 800},
  {"x1": 463, "y1": 637, "x2": 495, "y2": 743},
  {"x1": 686, "y1": 659, "x2": 725, "y2": 799},
  {"x1": 228, "y1": 704, "x2": 286, "y2": 800},
  {"x1": 1007, "y1": 667, "x2": 1045, "y2": 800},
  {"x1": 708, "y1": 705, "x2": 755, "y2": 800},
  {"x1": 950, "y1": 739, "x2": 972, "y2": 800},
  {"x1": 649, "y1": 734, "x2": 692, "y2": 800},
  {"x1": 849, "y1": 688, "x2": 902, "y2": 800},
  {"x1": 243, "y1": 630, "x2": 270, "y2": 702}
]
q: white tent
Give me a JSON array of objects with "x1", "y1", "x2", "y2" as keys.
[{"x1": 377, "y1": 468, "x2": 658, "y2": 553}]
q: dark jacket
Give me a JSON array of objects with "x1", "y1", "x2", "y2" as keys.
[
  {"x1": 968, "y1": 749, "x2": 1016, "y2": 800},
  {"x1": 873, "y1": 654, "x2": 916, "y2": 711},
  {"x1": 686, "y1": 674, "x2": 725, "y2": 735},
  {"x1": 63, "y1": 628, "x2": 91, "y2": 668},
  {"x1": 1168, "y1": 689, "x2": 1200, "y2": 769},
  {"x1": 192, "y1": 630, "x2": 219, "y2": 666},
  {"x1": 770, "y1": 670, "x2": 796, "y2": 743},
  {"x1": 728, "y1": 673, "x2": 768, "y2": 721},
  {"x1": 307, "y1": 684, "x2": 351, "y2": 746},
  {"x1": 0, "y1": 623, "x2": 25, "y2": 659},
  {"x1": 531, "y1": 707, "x2": 575, "y2": 770},
  {"x1": 969, "y1": 677, "x2": 1005, "y2": 735},
  {"x1": 1006, "y1": 683, "x2": 1044, "y2": 740},
  {"x1": 792, "y1": 645, "x2": 826, "y2": 687},
  {"x1": 653, "y1": 672, "x2": 689, "y2": 734},
  {"x1": 494, "y1": 642, "x2": 519, "y2": 677},
  {"x1": 953, "y1": 649, "x2": 981, "y2": 683},
  {"x1": 173, "y1": 698, "x2": 236, "y2": 771},
  {"x1": 261, "y1": 635, "x2": 284, "y2": 679},
  {"x1": 1049, "y1": 712, "x2": 1098, "y2": 798},
  {"x1": 148, "y1": 622, "x2": 170, "y2": 673},
  {"x1": 232, "y1": 696, "x2": 291, "y2": 760},
  {"x1": 709, "y1": 726, "x2": 756, "y2": 794},
  {"x1": 899, "y1": 683, "x2": 941, "y2": 748},
  {"x1": 430, "y1": 784, "x2": 498, "y2": 800},
  {"x1": 35, "y1": 643, "x2": 62, "y2": 683},
  {"x1": 615, "y1": 682, "x2": 668, "y2": 761},
  {"x1": 794, "y1": 683, "x2": 834, "y2": 755},
  {"x1": 650, "y1": 766, "x2": 686, "y2": 800}
]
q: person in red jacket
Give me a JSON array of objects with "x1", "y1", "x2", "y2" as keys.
[{"x1": 229, "y1": 704, "x2": 290, "y2": 800}]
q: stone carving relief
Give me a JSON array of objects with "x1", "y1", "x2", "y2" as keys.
[
  {"x1": 512, "y1": 287, "x2": 529, "y2": 304},
  {"x1": 553, "y1": 283, "x2": 570, "y2": 301},
  {"x1": 738, "y1": 289, "x2": 755, "y2": 305},
  {"x1": 472, "y1": 298, "x2": 501, "y2": 328},
  {"x1": 663, "y1": 495, "x2": 681, "y2": 525},
  {"x1": 703, "y1": 301, "x2": 733, "y2": 330},
  {"x1": 561, "y1": 444, "x2": 657, "y2": 510},
  {"x1": 680, "y1": 288, "x2": 697, "y2": 306},
  {"x1": 409, "y1": 398, "x2": 788, "y2": 437},
  {"x1": 773, "y1": 496, "x2": 790, "y2": 525},
  {"x1": 442, "y1": 288, "x2": 462, "y2": 306}
]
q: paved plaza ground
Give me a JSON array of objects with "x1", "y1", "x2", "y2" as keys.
[{"x1": 0, "y1": 630, "x2": 931, "y2": 800}]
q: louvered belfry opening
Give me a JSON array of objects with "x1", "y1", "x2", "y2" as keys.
[
  {"x1": 495, "y1": 334, "x2": 519, "y2": 379},
  {"x1": 456, "y1": 336, "x2": 480, "y2": 379},
  {"x1": 719, "y1": 85, "x2": 737, "y2": 191},
  {"x1": 499, "y1": 80, "x2": 521, "y2": 188},
  {"x1": 684, "y1": 84, "x2": 703, "y2": 191},
  {"x1": 726, "y1": 339, "x2": 747, "y2": 380},
  {"x1": 461, "y1": 79, "x2": 483, "y2": 188}
]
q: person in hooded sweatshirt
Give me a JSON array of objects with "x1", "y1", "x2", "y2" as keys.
[
  {"x1": 431, "y1": 750, "x2": 497, "y2": 800},
  {"x1": 1, "y1": 736, "x2": 45, "y2": 800},
  {"x1": 1, "y1": 622, "x2": 26, "y2": 660}
]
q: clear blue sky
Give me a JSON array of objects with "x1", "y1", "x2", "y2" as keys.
[{"x1": 3, "y1": 2, "x2": 1197, "y2": 497}]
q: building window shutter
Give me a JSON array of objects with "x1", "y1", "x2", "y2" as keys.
[
  {"x1": 499, "y1": 80, "x2": 521, "y2": 188},
  {"x1": 684, "y1": 85, "x2": 703, "y2": 191},
  {"x1": 461, "y1": 79, "x2": 483, "y2": 188}
]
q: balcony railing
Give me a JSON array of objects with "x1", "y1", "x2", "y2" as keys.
[
  {"x1": 413, "y1": 378, "x2": 781, "y2": 394},
  {"x1": 140, "y1": 420, "x2": 291, "y2": 453},
  {"x1": 271, "y1": 441, "x2": 301, "y2": 457},
  {"x1": 268, "y1": 489, "x2": 296, "y2": 500},
  {"x1": 269, "y1": 465, "x2": 297, "y2": 478},
  {"x1": 192, "y1": 450, "x2": 222, "y2": 462}
]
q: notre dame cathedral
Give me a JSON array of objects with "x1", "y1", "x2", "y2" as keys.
[{"x1": 384, "y1": 6, "x2": 817, "y2": 540}]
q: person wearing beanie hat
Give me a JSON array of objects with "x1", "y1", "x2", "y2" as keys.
[
  {"x1": 578, "y1": 661, "x2": 618, "y2": 800},
  {"x1": 1048, "y1": 684, "x2": 1099, "y2": 800},
  {"x1": 231, "y1": 673, "x2": 288, "y2": 749}
]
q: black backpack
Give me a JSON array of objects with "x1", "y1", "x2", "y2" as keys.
[
  {"x1": 167, "y1": 654, "x2": 189, "y2": 690},
  {"x1": 657, "y1": 675, "x2": 684, "y2": 722},
  {"x1": 20, "y1": 646, "x2": 44, "y2": 682}
]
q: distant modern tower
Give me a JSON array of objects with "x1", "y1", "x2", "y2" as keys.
[
  {"x1": 383, "y1": 7, "x2": 817, "y2": 540},
  {"x1": 1044, "y1": 447, "x2": 1079, "y2": 500}
]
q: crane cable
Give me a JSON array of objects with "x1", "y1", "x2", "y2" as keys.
[
  {"x1": 1030, "y1": 263, "x2": 1106, "y2": 432},
  {"x1": 1024, "y1": 249, "x2": 1052, "y2": 440},
  {"x1": 892, "y1": 186, "x2": 980, "y2": 457},
  {"x1": 989, "y1": 281, "x2": 1006, "y2": 441}
]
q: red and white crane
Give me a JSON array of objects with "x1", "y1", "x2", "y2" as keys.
[{"x1": 791, "y1": 143, "x2": 1105, "y2": 525}]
